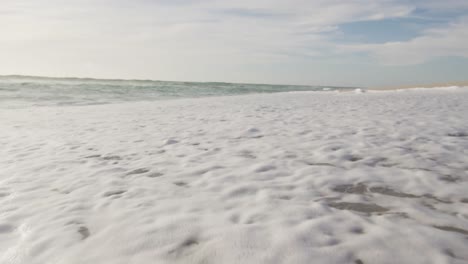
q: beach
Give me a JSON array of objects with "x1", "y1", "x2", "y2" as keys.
[{"x1": 1, "y1": 87, "x2": 468, "y2": 264}]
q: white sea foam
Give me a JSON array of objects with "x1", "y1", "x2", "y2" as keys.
[{"x1": 1, "y1": 87, "x2": 468, "y2": 264}]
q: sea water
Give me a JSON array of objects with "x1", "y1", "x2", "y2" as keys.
[{"x1": 0, "y1": 75, "x2": 355, "y2": 108}]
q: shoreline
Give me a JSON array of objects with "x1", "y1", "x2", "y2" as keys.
[{"x1": 370, "y1": 81, "x2": 468, "y2": 91}]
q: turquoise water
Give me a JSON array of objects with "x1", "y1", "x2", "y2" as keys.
[{"x1": 0, "y1": 75, "x2": 354, "y2": 108}]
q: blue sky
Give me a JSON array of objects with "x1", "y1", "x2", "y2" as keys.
[{"x1": 0, "y1": 0, "x2": 467, "y2": 87}]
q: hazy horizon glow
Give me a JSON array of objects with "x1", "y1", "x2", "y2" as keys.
[{"x1": 1, "y1": 0, "x2": 468, "y2": 87}]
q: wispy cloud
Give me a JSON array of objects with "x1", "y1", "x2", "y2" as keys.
[{"x1": 340, "y1": 17, "x2": 468, "y2": 65}]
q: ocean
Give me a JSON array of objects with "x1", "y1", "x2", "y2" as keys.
[{"x1": 0, "y1": 75, "x2": 354, "y2": 108}]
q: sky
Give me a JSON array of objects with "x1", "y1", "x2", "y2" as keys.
[{"x1": 1, "y1": 0, "x2": 468, "y2": 87}]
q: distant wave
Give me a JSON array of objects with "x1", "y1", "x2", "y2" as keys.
[{"x1": 0, "y1": 75, "x2": 356, "y2": 108}]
